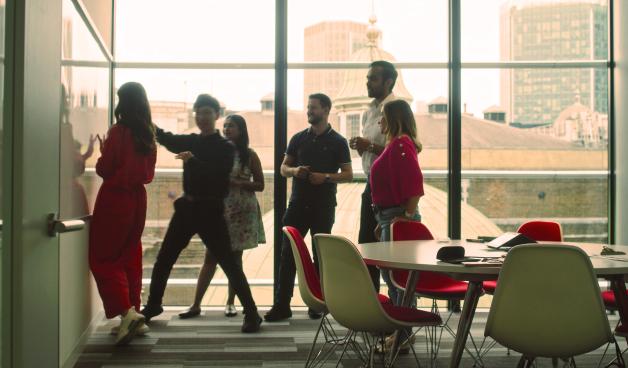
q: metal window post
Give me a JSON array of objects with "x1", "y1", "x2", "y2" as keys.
[
  {"x1": 273, "y1": 0, "x2": 288, "y2": 304},
  {"x1": 449, "y1": 0, "x2": 462, "y2": 240}
]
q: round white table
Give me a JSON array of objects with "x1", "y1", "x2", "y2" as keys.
[{"x1": 356, "y1": 240, "x2": 628, "y2": 368}]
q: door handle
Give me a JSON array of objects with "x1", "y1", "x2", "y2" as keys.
[{"x1": 47, "y1": 214, "x2": 91, "y2": 236}]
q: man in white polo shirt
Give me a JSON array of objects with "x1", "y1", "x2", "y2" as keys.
[{"x1": 349, "y1": 60, "x2": 397, "y2": 292}]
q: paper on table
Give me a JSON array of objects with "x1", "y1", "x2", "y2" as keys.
[
  {"x1": 461, "y1": 258, "x2": 504, "y2": 267},
  {"x1": 591, "y1": 255, "x2": 628, "y2": 262}
]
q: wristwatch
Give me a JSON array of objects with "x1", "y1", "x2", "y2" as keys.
[
  {"x1": 324, "y1": 174, "x2": 331, "y2": 183},
  {"x1": 368, "y1": 143, "x2": 375, "y2": 152}
]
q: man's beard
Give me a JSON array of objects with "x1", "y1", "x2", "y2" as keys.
[
  {"x1": 368, "y1": 88, "x2": 383, "y2": 99},
  {"x1": 308, "y1": 115, "x2": 322, "y2": 125}
]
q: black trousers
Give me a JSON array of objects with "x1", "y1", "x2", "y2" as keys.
[
  {"x1": 358, "y1": 180, "x2": 381, "y2": 292},
  {"x1": 275, "y1": 201, "x2": 335, "y2": 307},
  {"x1": 146, "y1": 197, "x2": 257, "y2": 314}
]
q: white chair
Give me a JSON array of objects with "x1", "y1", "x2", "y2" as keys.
[
  {"x1": 485, "y1": 244, "x2": 623, "y2": 367},
  {"x1": 315, "y1": 234, "x2": 442, "y2": 367}
]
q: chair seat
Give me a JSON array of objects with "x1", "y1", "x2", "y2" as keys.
[
  {"x1": 416, "y1": 282, "x2": 469, "y2": 300},
  {"x1": 483, "y1": 281, "x2": 497, "y2": 295},
  {"x1": 381, "y1": 303, "x2": 442, "y2": 324},
  {"x1": 378, "y1": 294, "x2": 392, "y2": 304},
  {"x1": 394, "y1": 270, "x2": 469, "y2": 300},
  {"x1": 312, "y1": 284, "x2": 391, "y2": 306}
]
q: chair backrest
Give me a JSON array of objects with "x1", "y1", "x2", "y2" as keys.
[
  {"x1": 282, "y1": 226, "x2": 325, "y2": 312},
  {"x1": 391, "y1": 220, "x2": 434, "y2": 241},
  {"x1": 390, "y1": 221, "x2": 461, "y2": 293},
  {"x1": 314, "y1": 234, "x2": 402, "y2": 332},
  {"x1": 485, "y1": 244, "x2": 612, "y2": 358},
  {"x1": 517, "y1": 220, "x2": 563, "y2": 242}
]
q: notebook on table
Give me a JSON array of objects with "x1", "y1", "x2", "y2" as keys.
[{"x1": 486, "y1": 232, "x2": 537, "y2": 251}]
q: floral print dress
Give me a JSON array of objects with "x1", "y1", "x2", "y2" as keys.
[{"x1": 224, "y1": 150, "x2": 266, "y2": 251}]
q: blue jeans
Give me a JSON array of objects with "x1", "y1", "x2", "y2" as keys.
[{"x1": 374, "y1": 206, "x2": 421, "y2": 306}]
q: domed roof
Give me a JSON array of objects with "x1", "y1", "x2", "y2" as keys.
[
  {"x1": 260, "y1": 92, "x2": 274, "y2": 102},
  {"x1": 483, "y1": 105, "x2": 505, "y2": 113},
  {"x1": 429, "y1": 96, "x2": 448, "y2": 105},
  {"x1": 334, "y1": 15, "x2": 413, "y2": 109},
  {"x1": 555, "y1": 95, "x2": 592, "y2": 124}
]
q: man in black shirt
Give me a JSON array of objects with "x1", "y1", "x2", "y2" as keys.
[
  {"x1": 141, "y1": 94, "x2": 262, "y2": 333},
  {"x1": 264, "y1": 93, "x2": 353, "y2": 322}
]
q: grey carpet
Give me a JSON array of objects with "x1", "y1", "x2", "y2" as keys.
[{"x1": 74, "y1": 309, "x2": 628, "y2": 367}]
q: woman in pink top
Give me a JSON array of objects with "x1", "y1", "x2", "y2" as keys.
[
  {"x1": 370, "y1": 99, "x2": 423, "y2": 349},
  {"x1": 370, "y1": 99, "x2": 424, "y2": 241}
]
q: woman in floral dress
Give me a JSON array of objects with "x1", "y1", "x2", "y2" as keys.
[{"x1": 179, "y1": 114, "x2": 266, "y2": 319}]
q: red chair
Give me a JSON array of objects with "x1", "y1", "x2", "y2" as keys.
[
  {"x1": 482, "y1": 220, "x2": 563, "y2": 294},
  {"x1": 283, "y1": 226, "x2": 391, "y2": 367},
  {"x1": 389, "y1": 220, "x2": 481, "y2": 363},
  {"x1": 601, "y1": 291, "x2": 628, "y2": 313}
]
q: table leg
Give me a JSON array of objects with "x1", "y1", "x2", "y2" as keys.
[
  {"x1": 401, "y1": 270, "x2": 420, "y2": 307},
  {"x1": 389, "y1": 270, "x2": 420, "y2": 361},
  {"x1": 449, "y1": 280, "x2": 483, "y2": 368}
]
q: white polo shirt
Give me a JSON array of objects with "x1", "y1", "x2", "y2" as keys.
[{"x1": 361, "y1": 93, "x2": 396, "y2": 175}]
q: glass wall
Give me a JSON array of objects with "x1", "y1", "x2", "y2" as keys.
[
  {"x1": 287, "y1": 1, "x2": 450, "y2": 247},
  {"x1": 115, "y1": 0, "x2": 274, "y2": 63},
  {"x1": 461, "y1": 0, "x2": 609, "y2": 246},
  {"x1": 114, "y1": 68, "x2": 276, "y2": 306},
  {"x1": 60, "y1": 0, "x2": 110, "y2": 244},
  {"x1": 112, "y1": 0, "x2": 612, "y2": 308},
  {"x1": 60, "y1": 0, "x2": 111, "y2": 361},
  {"x1": 115, "y1": 0, "x2": 276, "y2": 307}
]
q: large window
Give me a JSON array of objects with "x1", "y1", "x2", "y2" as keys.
[
  {"x1": 461, "y1": 0, "x2": 609, "y2": 245},
  {"x1": 115, "y1": 0, "x2": 277, "y2": 307},
  {"x1": 115, "y1": 0, "x2": 274, "y2": 62},
  {"x1": 111, "y1": 0, "x2": 612, "y2": 308}
]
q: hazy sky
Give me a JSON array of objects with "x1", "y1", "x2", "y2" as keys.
[{"x1": 67, "y1": 0, "x2": 607, "y2": 117}]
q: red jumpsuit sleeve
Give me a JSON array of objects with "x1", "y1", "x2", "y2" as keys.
[
  {"x1": 95, "y1": 126, "x2": 121, "y2": 179},
  {"x1": 395, "y1": 136, "x2": 424, "y2": 201}
]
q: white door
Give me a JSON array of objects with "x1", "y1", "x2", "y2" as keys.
[{"x1": 4, "y1": 0, "x2": 63, "y2": 366}]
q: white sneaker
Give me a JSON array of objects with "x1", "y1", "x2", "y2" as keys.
[
  {"x1": 115, "y1": 308, "x2": 146, "y2": 346},
  {"x1": 110, "y1": 324, "x2": 149, "y2": 336}
]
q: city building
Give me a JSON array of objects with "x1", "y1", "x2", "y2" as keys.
[
  {"x1": 303, "y1": 20, "x2": 372, "y2": 106},
  {"x1": 500, "y1": 0, "x2": 608, "y2": 126},
  {"x1": 483, "y1": 105, "x2": 507, "y2": 123},
  {"x1": 527, "y1": 95, "x2": 608, "y2": 147},
  {"x1": 332, "y1": 15, "x2": 412, "y2": 155}
]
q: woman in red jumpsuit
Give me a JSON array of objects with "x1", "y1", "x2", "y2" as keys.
[{"x1": 89, "y1": 82, "x2": 157, "y2": 346}]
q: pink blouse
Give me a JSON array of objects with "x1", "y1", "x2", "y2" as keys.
[{"x1": 370, "y1": 135, "x2": 424, "y2": 207}]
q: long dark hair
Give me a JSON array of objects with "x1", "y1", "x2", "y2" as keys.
[
  {"x1": 382, "y1": 99, "x2": 422, "y2": 152},
  {"x1": 114, "y1": 82, "x2": 156, "y2": 155},
  {"x1": 225, "y1": 114, "x2": 250, "y2": 170}
]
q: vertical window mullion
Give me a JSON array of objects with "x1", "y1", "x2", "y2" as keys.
[
  {"x1": 273, "y1": 0, "x2": 288, "y2": 304},
  {"x1": 449, "y1": 0, "x2": 462, "y2": 239}
]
